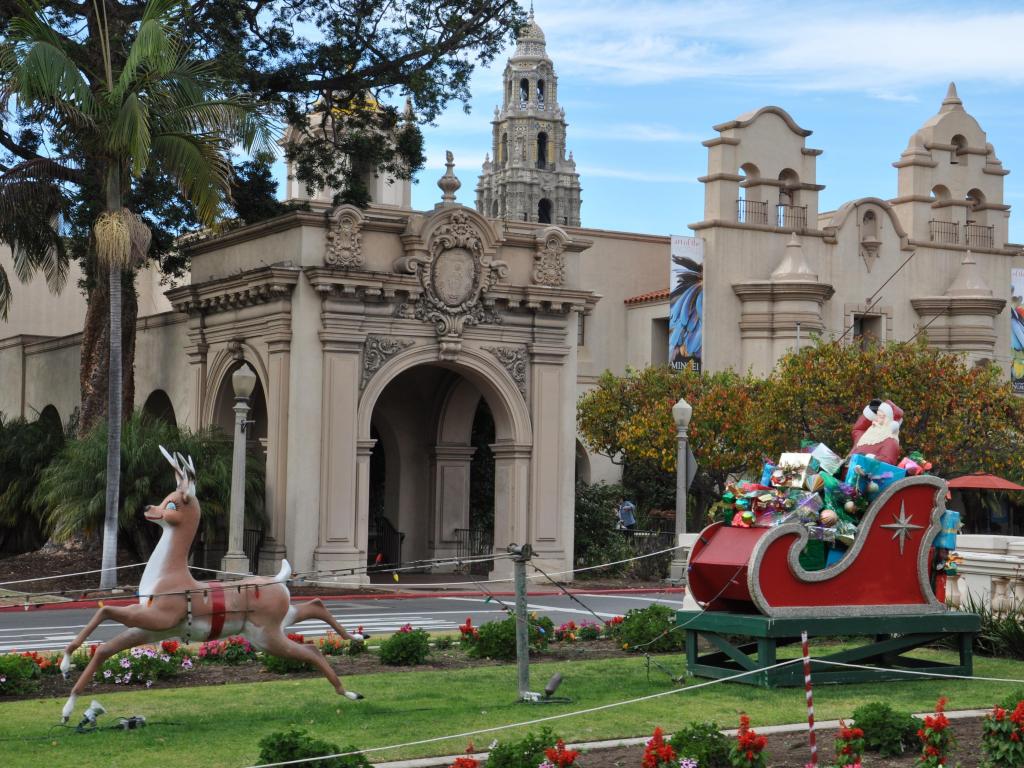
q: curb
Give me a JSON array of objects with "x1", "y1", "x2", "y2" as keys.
[
  {"x1": 0, "y1": 586, "x2": 683, "y2": 613},
  {"x1": 371, "y1": 708, "x2": 990, "y2": 768}
]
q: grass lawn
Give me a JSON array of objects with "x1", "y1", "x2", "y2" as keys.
[{"x1": 3, "y1": 649, "x2": 1024, "y2": 768}]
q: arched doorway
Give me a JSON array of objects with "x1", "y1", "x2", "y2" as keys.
[
  {"x1": 359, "y1": 351, "x2": 532, "y2": 578},
  {"x1": 204, "y1": 361, "x2": 269, "y2": 571},
  {"x1": 142, "y1": 390, "x2": 177, "y2": 427}
]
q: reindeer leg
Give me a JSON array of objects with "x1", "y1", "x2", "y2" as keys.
[
  {"x1": 62, "y1": 603, "x2": 183, "y2": 677},
  {"x1": 289, "y1": 598, "x2": 363, "y2": 640},
  {"x1": 62, "y1": 627, "x2": 155, "y2": 723},
  {"x1": 258, "y1": 631, "x2": 363, "y2": 700}
]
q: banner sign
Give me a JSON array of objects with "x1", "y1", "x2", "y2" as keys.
[
  {"x1": 1012, "y1": 268, "x2": 1024, "y2": 393},
  {"x1": 669, "y1": 235, "x2": 704, "y2": 372}
]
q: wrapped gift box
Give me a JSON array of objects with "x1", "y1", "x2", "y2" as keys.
[{"x1": 845, "y1": 454, "x2": 906, "y2": 497}]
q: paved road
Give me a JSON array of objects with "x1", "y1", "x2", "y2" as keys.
[{"x1": 0, "y1": 592, "x2": 684, "y2": 652}]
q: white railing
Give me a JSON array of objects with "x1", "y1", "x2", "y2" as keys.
[{"x1": 944, "y1": 535, "x2": 1024, "y2": 610}]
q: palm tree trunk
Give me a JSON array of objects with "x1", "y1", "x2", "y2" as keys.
[
  {"x1": 99, "y1": 170, "x2": 122, "y2": 591},
  {"x1": 79, "y1": 272, "x2": 137, "y2": 435}
]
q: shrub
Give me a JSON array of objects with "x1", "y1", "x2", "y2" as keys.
[
  {"x1": 318, "y1": 633, "x2": 347, "y2": 656},
  {"x1": 998, "y1": 687, "x2": 1024, "y2": 710},
  {"x1": 851, "y1": 701, "x2": 921, "y2": 756},
  {"x1": 197, "y1": 636, "x2": 258, "y2": 665},
  {"x1": 0, "y1": 413, "x2": 65, "y2": 554},
  {"x1": 917, "y1": 697, "x2": 956, "y2": 768},
  {"x1": 834, "y1": 721, "x2": 865, "y2": 768},
  {"x1": 347, "y1": 638, "x2": 367, "y2": 656},
  {"x1": 0, "y1": 653, "x2": 41, "y2": 695},
  {"x1": 19, "y1": 650, "x2": 62, "y2": 675},
  {"x1": 434, "y1": 636, "x2": 454, "y2": 651},
  {"x1": 669, "y1": 720, "x2": 730, "y2": 768},
  {"x1": 961, "y1": 593, "x2": 1024, "y2": 660},
  {"x1": 616, "y1": 604, "x2": 684, "y2": 653},
  {"x1": 981, "y1": 700, "x2": 1024, "y2": 768},
  {"x1": 262, "y1": 653, "x2": 313, "y2": 674},
  {"x1": 487, "y1": 728, "x2": 558, "y2": 768},
  {"x1": 35, "y1": 412, "x2": 265, "y2": 559},
  {"x1": 95, "y1": 645, "x2": 189, "y2": 686},
  {"x1": 643, "y1": 727, "x2": 680, "y2": 768},
  {"x1": 378, "y1": 625, "x2": 431, "y2": 666},
  {"x1": 573, "y1": 481, "x2": 632, "y2": 572},
  {"x1": 257, "y1": 729, "x2": 370, "y2": 768},
  {"x1": 729, "y1": 714, "x2": 767, "y2": 768},
  {"x1": 577, "y1": 621, "x2": 602, "y2": 641},
  {"x1": 468, "y1": 614, "x2": 554, "y2": 661}
]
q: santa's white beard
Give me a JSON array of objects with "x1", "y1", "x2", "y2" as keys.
[{"x1": 857, "y1": 420, "x2": 897, "y2": 449}]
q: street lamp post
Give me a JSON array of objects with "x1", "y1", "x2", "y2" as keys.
[
  {"x1": 221, "y1": 363, "x2": 256, "y2": 577},
  {"x1": 670, "y1": 397, "x2": 692, "y2": 583}
]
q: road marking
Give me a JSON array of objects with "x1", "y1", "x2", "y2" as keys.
[{"x1": 575, "y1": 593, "x2": 685, "y2": 605}]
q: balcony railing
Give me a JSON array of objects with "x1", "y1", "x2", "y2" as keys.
[
  {"x1": 776, "y1": 203, "x2": 808, "y2": 230},
  {"x1": 736, "y1": 198, "x2": 770, "y2": 226},
  {"x1": 965, "y1": 223, "x2": 995, "y2": 248},
  {"x1": 929, "y1": 219, "x2": 959, "y2": 244}
]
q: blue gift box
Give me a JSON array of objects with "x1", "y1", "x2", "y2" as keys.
[
  {"x1": 844, "y1": 454, "x2": 906, "y2": 498},
  {"x1": 760, "y1": 462, "x2": 776, "y2": 487},
  {"x1": 825, "y1": 545, "x2": 848, "y2": 566},
  {"x1": 934, "y1": 510, "x2": 960, "y2": 549}
]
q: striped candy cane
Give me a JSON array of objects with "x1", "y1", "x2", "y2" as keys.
[{"x1": 802, "y1": 629, "x2": 817, "y2": 767}]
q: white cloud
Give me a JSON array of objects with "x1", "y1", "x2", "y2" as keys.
[{"x1": 529, "y1": 0, "x2": 1024, "y2": 97}]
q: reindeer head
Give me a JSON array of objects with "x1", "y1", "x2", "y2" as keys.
[{"x1": 144, "y1": 446, "x2": 199, "y2": 528}]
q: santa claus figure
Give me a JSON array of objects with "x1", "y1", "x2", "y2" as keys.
[{"x1": 850, "y1": 399, "x2": 903, "y2": 465}]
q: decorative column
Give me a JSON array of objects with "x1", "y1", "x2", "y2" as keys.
[
  {"x1": 260, "y1": 334, "x2": 291, "y2": 573},
  {"x1": 491, "y1": 441, "x2": 532, "y2": 581},
  {"x1": 314, "y1": 322, "x2": 369, "y2": 582},
  {"x1": 670, "y1": 397, "x2": 692, "y2": 583},
  {"x1": 184, "y1": 340, "x2": 208, "y2": 430},
  {"x1": 221, "y1": 364, "x2": 256, "y2": 576},
  {"x1": 431, "y1": 444, "x2": 477, "y2": 559}
]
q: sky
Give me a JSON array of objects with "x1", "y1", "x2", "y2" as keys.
[{"x1": 279, "y1": 0, "x2": 1024, "y2": 242}]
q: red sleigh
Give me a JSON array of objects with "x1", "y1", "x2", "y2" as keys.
[{"x1": 687, "y1": 476, "x2": 948, "y2": 617}]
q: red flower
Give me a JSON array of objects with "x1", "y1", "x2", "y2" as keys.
[
  {"x1": 450, "y1": 757, "x2": 478, "y2": 768},
  {"x1": 544, "y1": 739, "x2": 580, "y2": 768},
  {"x1": 160, "y1": 640, "x2": 180, "y2": 654},
  {"x1": 642, "y1": 727, "x2": 676, "y2": 768},
  {"x1": 287, "y1": 633, "x2": 305, "y2": 643}
]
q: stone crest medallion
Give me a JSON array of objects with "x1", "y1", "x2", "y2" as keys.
[{"x1": 433, "y1": 247, "x2": 477, "y2": 306}]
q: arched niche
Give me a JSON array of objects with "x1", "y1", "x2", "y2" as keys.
[{"x1": 142, "y1": 390, "x2": 177, "y2": 428}]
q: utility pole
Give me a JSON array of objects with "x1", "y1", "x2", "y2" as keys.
[{"x1": 509, "y1": 542, "x2": 533, "y2": 700}]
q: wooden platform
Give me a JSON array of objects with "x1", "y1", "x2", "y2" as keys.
[{"x1": 678, "y1": 610, "x2": 981, "y2": 688}]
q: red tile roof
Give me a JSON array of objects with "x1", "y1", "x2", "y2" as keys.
[{"x1": 624, "y1": 288, "x2": 669, "y2": 305}]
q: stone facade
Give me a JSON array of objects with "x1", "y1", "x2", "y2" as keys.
[
  {"x1": 475, "y1": 12, "x2": 582, "y2": 227},
  {"x1": 626, "y1": 84, "x2": 1021, "y2": 381}
]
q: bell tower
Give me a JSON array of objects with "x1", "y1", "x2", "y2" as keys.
[{"x1": 475, "y1": 10, "x2": 582, "y2": 226}]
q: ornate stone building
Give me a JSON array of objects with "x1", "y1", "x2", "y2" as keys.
[{"x1": 475, "y1": 11, "x2": 582, "y2": 227}]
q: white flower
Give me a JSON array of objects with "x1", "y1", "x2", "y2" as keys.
[
  {"x1": 103, "y1": 670, "x2": 112, "y2": 679},
  {"x1": 160, "y1": 655, "x2": 170, "y2": 663},
  {"x1": 146, "y1": 680, "x2": 153, "y2": 688}
]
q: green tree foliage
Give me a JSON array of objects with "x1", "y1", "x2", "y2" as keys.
[
  {"x1": 257, "y1": 729, "x2": 370, "y2": 768},
  {"x1": 577, "y1": 341, "x2": 1024, "y2": 509},
  {"x1": 0, "y1": 412, "x2": 65, "y2": 553},
  {"x1": 573, "y1": 480, "x2": 631, "y2": 572},
  {"x1": 34, "y1": 413, "x2": 265, "y2": 559}
]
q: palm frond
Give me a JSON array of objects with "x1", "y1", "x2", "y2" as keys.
[
  {"x1": 0, "y1": 265, "x2": 12, "y2": 321},
  {"x1": 113, "y1": 2, "x2": 182, "y2": 99},
  {"x1": 11, "y1": 38, "x2": 94, "y2": 113},
  {"x1": 151, "y1": 132, "x2": 231, "y2": 224},
  {"x1": 109, "y1": 92, "x2": 152, "y2": 177}
]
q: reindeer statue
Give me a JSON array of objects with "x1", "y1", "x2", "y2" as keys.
[{"x1": 60, "y1": 447, "x2": 364, "y2": 722}]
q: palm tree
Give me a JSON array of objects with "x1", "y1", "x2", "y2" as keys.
[{"x1": 1, "y1": 0, "x2": 272, "y2": 588}]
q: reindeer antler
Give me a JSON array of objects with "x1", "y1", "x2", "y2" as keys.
[{"x1": 159, "y1": 445, "x2": 197, "y2": 502}]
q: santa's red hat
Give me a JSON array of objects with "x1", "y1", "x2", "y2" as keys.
[{"x1": 862, "y1": 400, "x2": 903, "y2": 432}]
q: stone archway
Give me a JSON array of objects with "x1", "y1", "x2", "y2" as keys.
[{"x1": 350, "y1": 346, "x2": 533, "y2": 580}]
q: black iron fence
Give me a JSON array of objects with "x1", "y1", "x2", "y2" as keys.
[
  {"x1": 965, "y1": 223, "x2": 995, "y2": 248},
  {"x1": 736, "y1": 198, "x2": 770, "y2": 226},
  {"x1": 455, "y1": 527, "x2": 494, "y2": 575},
  {"x1": 368, "y1": 516, "x2": 404, "y2": 567},
  {"x1": 929, "y1": 219, "x2": 959, "y2": 244},
  {"x1": 776, "y1": 203, "x2": 807, "y2": 230}
]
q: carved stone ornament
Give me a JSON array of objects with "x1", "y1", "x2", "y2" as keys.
[
  {"x1": 326, "y1": 206, "x2": 364, "y2": 268},
  {"x1": 533, "y1": 233, "x2": 566, "y2": 287},
  {"x1": 401, "y1": 211, "x2": 508, "y2": 341},
  {"x1": 362, "y1": 335, "x2": 414, "y2": 388},
  {"x1": 484, "y1": 345, "x2": 528, "y2": 398},
  {"x1": 227, "y1": 339, "x2": 245, "y2": 361},
  {"x1": 860, "y1": 237, "x2": 881, "y2": 273}
]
